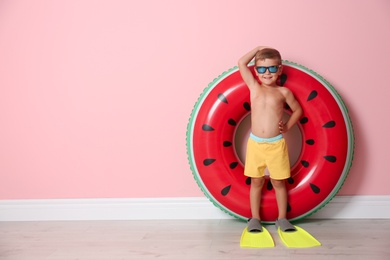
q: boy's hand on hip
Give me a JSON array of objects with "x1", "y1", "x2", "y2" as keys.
[{"x1": 279, "y1": 121, "x2": 286, "y2": 133}]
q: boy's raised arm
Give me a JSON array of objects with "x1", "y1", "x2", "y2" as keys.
[{"x1": 238, "y1": 46, "x2": 267, "y2": 88}]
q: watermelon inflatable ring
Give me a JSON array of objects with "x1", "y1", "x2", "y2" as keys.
[{"x1": 186, "y1": 60, "x2": 354, "y2": 223}]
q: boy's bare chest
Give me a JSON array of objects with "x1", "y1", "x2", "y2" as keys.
[{"x1": 251, "y1": 90, "x2": 285, "y2": 108}]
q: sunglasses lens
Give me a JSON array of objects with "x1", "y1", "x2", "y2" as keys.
[
  {"x1": 269, "y1": 66, "x2": 278, "y2": 73},
  {"x1": 257, "y1": 67, "x2": 266, "y2": 73}
]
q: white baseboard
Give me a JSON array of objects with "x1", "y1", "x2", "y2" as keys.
[{"x1": 0, "y1": 196, "x2": 389, "y2": 221}]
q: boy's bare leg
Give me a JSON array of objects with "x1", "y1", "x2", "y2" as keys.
[
  {"x1": 270, "y1": 179, "x2": 288, "y2": 220},
  {"x1": 250, "y1": 177, "x2": 265, "y2": 220}
]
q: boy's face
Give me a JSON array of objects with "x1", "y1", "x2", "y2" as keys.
[{"x1": 254, "y1": 58, "x2": 283, "y2": 86}]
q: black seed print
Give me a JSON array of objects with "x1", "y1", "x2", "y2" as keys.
[
  {"x1": 324, "y1": 156, "x2": 337, "y2": 163},
  {"x1": 280, "y1": 74, "x2": 287, "y2": 86},
  {"x1": 202, "y1": 124, "x2": 214, "y2": 131},
  {"x1": 218, "y1": 93, "x2": 228, "y2": 104},
  {"x1": 245, "y1": 177, "x2": 251, "y2": 185},
  {"x1": 267, "y1": 181, "x2": 273, "y2": 191},
  {"x1": 310, "y1": 183, "x2": 321, "y2": 194},
  {"x1": 287, "y1": 202, "x2": 291, "y2": 212},
  {"x1": 287, "y1": 177, "x2": 294, "y2": 184},
  {"x1": 307, "y1": 90, "x2": 318, "y2": 101},
  {"x1": 301, "y1": 160, "x2": 310, "y2": 168},
  {"x1": 229, "y1": 162, "x2": 238, "y2": 169},
  {"x1": 323, "y1": 121, "x2": 336, "y2": 128},
  {"x1": 221, "y1": 185, "x2": 231, "y2": 196},
  {"x1": 243, "y1": 102, "x2": 251, "y2": 111},
  {"x1": 203, "y1": 159, "x2": 216, "y2": 166},
  {"x1": 306, "y1": 139, "x2": 315, "y2": 145},
  {"x1": 300, "y1": 117, "x2": 308, "y2": 124},
  {"x1": 223, "y1": 141, "x2": 232, "y2": 147},
  {"x1": 228, "y1": 119, "x2": 237, "y2": 126}
]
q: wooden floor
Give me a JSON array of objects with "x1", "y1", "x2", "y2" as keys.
[{"x1": 1, "y1": 219, "x2": 389, "y2": 259}]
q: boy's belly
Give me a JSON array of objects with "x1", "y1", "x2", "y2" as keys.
[{"x1": 251, "y1": 115, "x2": 281, "y2": 138}]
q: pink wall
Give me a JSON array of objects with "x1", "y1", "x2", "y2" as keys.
[{"x1": 0, "y1": 0, "x2": 389, "y2": 199}]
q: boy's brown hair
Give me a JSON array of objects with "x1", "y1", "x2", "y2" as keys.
[{"x1": 255, "y1": 48, "x2": 282, "y2": 65}]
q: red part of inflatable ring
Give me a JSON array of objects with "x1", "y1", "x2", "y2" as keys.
[{"x1": 186, "y1": 61, "x2": 354, "y2": 223}]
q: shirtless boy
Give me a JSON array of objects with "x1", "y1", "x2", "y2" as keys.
[{"x1": 238, "y1": 46, "x2": 302, "y2": 232}]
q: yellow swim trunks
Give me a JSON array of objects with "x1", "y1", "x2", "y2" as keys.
[{"x1": 244, "y1": 133, "x2": 290, "y2": 180}]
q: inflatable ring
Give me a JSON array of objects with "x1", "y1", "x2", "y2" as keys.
[{"x1": 186, "y1": 60, "x2": 354, "y2": 223}]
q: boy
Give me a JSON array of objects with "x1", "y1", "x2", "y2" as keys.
[{"x1": 238, "y1": 46, "x2": 302, "y2": 232}]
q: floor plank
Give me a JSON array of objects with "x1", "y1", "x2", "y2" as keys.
[{"x1": 0, "y1": 219, "x2": 389, "y2": 259}]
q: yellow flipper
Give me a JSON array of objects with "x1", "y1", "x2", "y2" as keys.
[
  {"x1": 240, "y1": 227, "x2": 275, "y2": 248},
  {"x1": 277, "y1": 225, "x2": 321, "y2": 248}
]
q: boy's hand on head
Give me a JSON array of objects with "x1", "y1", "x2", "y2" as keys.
[{"x1": 279, "y1": 121, "x2": 286, "y2": 133}]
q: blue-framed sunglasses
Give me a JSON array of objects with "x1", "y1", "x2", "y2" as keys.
[{"x1": 255, "y1": 65, "x2": 280, "y2": 74}]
